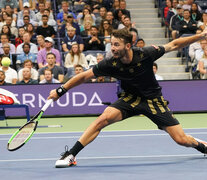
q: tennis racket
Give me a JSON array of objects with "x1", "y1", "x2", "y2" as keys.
[{"x1": 7, "y1": 99, "x2": 53, "y2": 151}]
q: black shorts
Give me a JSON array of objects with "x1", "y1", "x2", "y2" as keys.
[{"x1": 110, "y1": 93, "x2": 179, "y2": 129}]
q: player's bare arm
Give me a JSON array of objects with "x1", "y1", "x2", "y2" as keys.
[
  {"x1": 48, "y1": 69, "x2": 95, "y2": 101},
  {"x1": 164, "y1": 28, "x2": 207, "y2": 53}
]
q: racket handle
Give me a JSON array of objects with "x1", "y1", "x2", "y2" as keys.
[{"x1": 41, "y1": 99, "x2": 53, "y2": 112}]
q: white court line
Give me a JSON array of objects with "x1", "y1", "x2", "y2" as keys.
[
  {"x1": 0, "y1": 132, "x2": 207, "y2": 141},
  {"x1": 0, "y1": 154, "x2": 204, "y2": 163},
  {"x1": 0, "y1": 128, "x2": 207, "y2": 136}
]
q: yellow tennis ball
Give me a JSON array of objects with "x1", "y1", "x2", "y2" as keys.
[{"x1": 1, "y1": 57, "x2": 11, "y2": 67}]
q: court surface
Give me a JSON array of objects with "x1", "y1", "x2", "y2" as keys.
[{"x1": 1, "y1": 127, "x2": 207, "y2": 180}]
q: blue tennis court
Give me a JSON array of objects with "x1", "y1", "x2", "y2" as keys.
[{"x1": 0, "y1": 128, "x2": 207, "y2": 180}]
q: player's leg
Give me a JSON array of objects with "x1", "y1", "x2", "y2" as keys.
[
  {"x1": 164, "y1": 125, "x2": 207, "y2": 154},
  {"x1": 55, "y1": 106, "x2": 123, "y2": 168}
]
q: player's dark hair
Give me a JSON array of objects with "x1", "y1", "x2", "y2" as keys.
[{"x1": 111, "y1": 28, "x2": 133, "y2": 44}]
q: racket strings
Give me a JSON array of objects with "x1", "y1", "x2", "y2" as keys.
[{"x1": 8, "y1": 123, "x2": 35, "y2": 150}]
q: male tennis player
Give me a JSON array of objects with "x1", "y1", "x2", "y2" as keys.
[{"x1": 48, "y1": 28, "x2": 207, "y2": 168}]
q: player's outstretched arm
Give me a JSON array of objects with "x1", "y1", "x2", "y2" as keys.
[
  {"x1": 163, "y1": 29, "x2": 207, "y2": 53},
  {"x1": 48, "y1": 69, "x2": 95, "y2": 101}
]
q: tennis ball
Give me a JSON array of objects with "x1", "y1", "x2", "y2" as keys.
[{"x1": 1, "y1": 57, "x2": 11, "y2": 67}]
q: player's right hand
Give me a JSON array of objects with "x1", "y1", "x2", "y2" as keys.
[{"x1": 48, "y1": 89, "x2": 59, "y2": 101}]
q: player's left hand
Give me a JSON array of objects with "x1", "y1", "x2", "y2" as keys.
[{"x1": 48, "y1": 89, "x2": 59, "y2": 101}]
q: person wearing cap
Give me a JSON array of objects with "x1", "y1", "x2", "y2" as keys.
[
  {"x1": 17, "y1": 2, "x2": 36, "y2": 24},
  {"x1": 19, "y1": 0, "x2": 36, "y2": 11},
  {"x1": 56, "y1": 1, "x2": 77, "y2": 27},
  {"x1": 169, "y1": 4, "x2": 184, "y2": 39},
  {"x1": 16, "y1": 32, "x2": 38, "y2": 54},
  {"x1": 0, "y1": 56, "x2": 17, "y2": 84},
  {"x1": 36, "y1": 15, "x2": 56, "y2": 38},
  {"x1": 62, "y1": 26, "x2": 84, "y2": 52},
  {"x1": 0, "y1": 0, "x2": 18, "y2": 14},
  {"x1": 37, "y1": 37, "x2": 61, "y2": 69},
  {"x1": 59, "y1": 13, "x2": 80, "y2": 37}
]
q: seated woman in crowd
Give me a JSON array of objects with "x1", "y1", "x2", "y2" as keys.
[
  {"x1": 198, "y1": 46, "x2": 207, "y2": 79},
  {"x1": 99, "y1": 19, "x2": 113, "y2": 51},
  {"x1": 197, "y1": 11, "x2": 207, "y2": 31},
  {"x1": 64, "y1": 42, "x2": 88, "y2": 69},
  {"x1": 36, "y1": 35, "x2": 45, "y2": 51},
  {"x1": 1, "y1": 25, "x2": 16, "y2": 40}
]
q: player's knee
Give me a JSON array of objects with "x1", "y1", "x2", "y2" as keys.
[{"x1": 95, "y1": 113, "x2": 110, "y2": 130}]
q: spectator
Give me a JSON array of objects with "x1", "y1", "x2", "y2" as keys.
[
  {"x1": 194, "y1": 39, "x2": 207, "y2": 63},
  {"x1": 0, "y1": 15, "x2": 18, "y2": 37},
  {"x1": 56, "y1": 1, "x2": 77, "y2": 27},
  {"x1": 88, "y1": 53, "x2": 104, "y2": 67},
  {"x1": 40, "y1": 9, "x2": 57, "y2": 31},
  {"x1": 0, "y1": 34, "x2": 16, "y2": 54},
  {"x1": 36, "y1": 15, "x2": 56, "y2": 38},
  {"x1": 99, "y1": 19, "x2": 113, "y2": 48},
  {"x1": 170, "y1": 4, "x2": 184, "y2": 39},
  {"x1": 19, "y1": 0, "x2": 36, "y2": 11},
  {"x1": 84, "y1": 26, "x2": 105, "y2": 51},
  {"x1": 59, "y1": 13, "x2": 81, "y2": 37},
  {"x1": 36, "y1": 3, "x2": 55, "y2": 24},
  {"x1": 18, "y1": 59, "x2": 38, "y2": 81},
  {"x1": 190, "y1": 3, "x2": 202, "y2": 22},
  {"x1": 95, "y1": 7, "x2": 107, "y2": 28},
  {"x1": 74, "y1": 64, "x2": 84, "y2": 75},
  {"x1": 136, "y1": 38, "x2": 146, "y2": 48},
  {"x1": 17, "y1": 67, "x2": 38, "y2": 84},
  {"x1": 15, "y1": 26, "x2": 25, "y2": 47},
  {"x1": 1, "y1": 25, "x2": 16, "y2": 40},
  {"x1": 38, "y1": 52, "x2": 64, "y2": 83},
  {"x1": 0, "y1": 70, "x2": 11, "y2": 85},
  {"x1": 1, "y1": 43, "x2": 15, "y2": 68},
  {"x1": 178, "y1": 9, "x2": 197, "y2": 37},
  {"x1": 39, "y1": 69, "x2": 60, "y2": 84},
  {"x1": 166, "y1": 0, "x2": 177, "y2": 27},
  {"x1": 64, "y1": 42, "x2": 88, "y2": 69},
  {"x1": 37, "y1": 37, "x2": 61, "y2": 69},
  {"x1": 129, "y1": 28, "x2": 139, "y2": 47},
  {"x1": 17, "y1": 10, "x2": 37, "y2": 27},
  {"x1": 16, "y1": 42, "x2": 37, "y2": 70},
  {"x1": 79, "y1": 14, "x2": 95, "y2": 32},
  {"x1": 110, "y1": 0, "x2": 120, "y2": 15},
  {"x1": 24, "y1": 23, "x2": 36, "y2": 40},
  {"x1": 0, "y1": 56, "x2": 17, "y2": 84},
  {"x1": 16, "y1": 32, "x2": 38, "y2": 54},
  {"x1": 4, "y1": 5, "x2": 17, "y2": 23},
  {"x1": 182, "y1": 0, "x2": 202, "y2": 12},
  {"x1": 198, "y1": 46, "x2": 207, "y2": 79},
  {"x1": 80, "y1": 20, "x2": 93, "y2": 37},
  {"x1": 197, "y1": 11, "x2": 207, "y2": 31},
  {"x1": 37, "y1": 35, "x2": 45, "y2": 51},
  {"x1": 17, "y1": 2, "x2": 36, "y2": 23},
  {"x1": 105, "y1": 11, "x2": 119, "y2": 29},
  {"x1": 77, "y1": 6, "x2": 96, "y2": 25},
  {"x1": 122, "y1": 16, "x2": 136, "y2": 30},
  {"x1": 119, "y1": 0, "x2": 131, "y2": 18},
  {"x1": 153, "y1": 62, "x2": 164, "y2": 80},
  {"x1": 0, "y1": 12, "x2": 10, "y2": 27},
  {"x1": 189, "y1": 29, "x2": 202, "y2": 61},
  {"x1": 61, "y1": 26, "x2": 84, "y2": 52},
  {"x1": 0, "y1": 0, "x2": 18, "y2": 14}
]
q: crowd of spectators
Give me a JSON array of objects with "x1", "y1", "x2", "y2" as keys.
[
  {"x1": 161, "y1": 0, "x2": 207, "y2": 78},
  {"x1": 0, "y1": 0, "x2": 150, "y2": 85}
]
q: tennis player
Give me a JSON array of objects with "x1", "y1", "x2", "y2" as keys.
[{"x1": 48, "y1": 28, "x2": 207, "y2": 168}]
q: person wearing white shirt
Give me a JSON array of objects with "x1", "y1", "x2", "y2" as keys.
[{"x1": 16, "y1": 32, "x2": 38, "y2": 54}]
